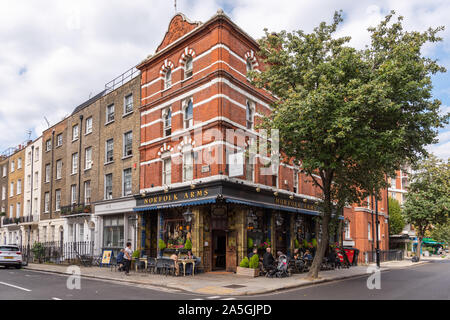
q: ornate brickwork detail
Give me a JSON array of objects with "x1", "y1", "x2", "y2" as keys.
[
  {"x1": 159, "y1": 59, "x2": 174, "y2": 76},
  {"x1": 244, "y1": 50, "x2": 259, "y2": 68},
  {"x1": 156, "y1": 14, "x2": 202, "y2": 53},
  {"x1": 157, "y1": 143, "x2": 174, "y2": 157},
  {"x1": 179, "y1": 47, "x2": 196, "y2": 65}
]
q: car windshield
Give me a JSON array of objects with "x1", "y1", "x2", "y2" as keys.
[{"x1": 0, "y1": 246, "x2": 19, "y2": 251}]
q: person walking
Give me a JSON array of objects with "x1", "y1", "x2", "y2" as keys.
[{"x1": 123, "y1": 242, "x2": 133, "y2": 275}]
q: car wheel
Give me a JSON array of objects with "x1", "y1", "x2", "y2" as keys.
[{"x1": 15, "y1": 265, "x2": 22, "y2": 269}]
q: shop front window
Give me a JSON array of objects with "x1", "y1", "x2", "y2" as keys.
[
  {"x1": 246, "y1": 210, "x2": 269, "y2": 255},
  {"x1": 163, "y1": 210, "x2": 190, "y2": 251},
  {"x1": 294, "y1": 214, "x2": 313, "y2": 250},
  {"x1": 103, "y1": 216, "x2": 124, "y2": 253}
]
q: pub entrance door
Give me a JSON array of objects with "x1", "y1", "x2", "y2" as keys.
[{"x1": 211, "y1": 208, "x2": 228, "y2": 271}]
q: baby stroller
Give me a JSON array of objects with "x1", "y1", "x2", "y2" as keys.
[{"x1": 267, "y1": 254, "x2": 290, "y2": 278}]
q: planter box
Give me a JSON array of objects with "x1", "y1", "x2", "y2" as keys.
[{"x1": 236, "y1": 266, "x2": 259, "y2": 277}]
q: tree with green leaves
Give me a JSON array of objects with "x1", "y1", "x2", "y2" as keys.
[
  {"x1": 403, "y1": 156, "x2": 450, "y2": 259},
  {"x1": 389, "y1": 198, "x2": 405, "y2": 235},
  {"x1": 251, "y1": 11, "x2": 449, "y2": 278},
  {"x1": 429, "y1": 223, "x2": 450, "y2": 246}
]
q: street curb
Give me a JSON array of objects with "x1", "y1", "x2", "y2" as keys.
[{"x1": 23, "y1": 261, "x2": 430, "y2": 296}]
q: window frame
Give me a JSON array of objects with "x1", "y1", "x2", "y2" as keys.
[
  {"x1": 72, "y1": 153, "x2": 78, "y2": 175},
  {"x1": 72, "y1": 124, "x2": 79, "y2": 141},
  {"x1": 184, "y1": 56, "x2": 193, "y2": 79},
  {"x1": 183, "y1": 98, "x2": 194, "y2": 129},
  {"x1": 124, "y1": 94, "x2": 133, "y2": 115},
  {"x1": 85, "y1": 117, "x2": 93, "y2": 134},
  {"x1": 105, "y1": 173, "x2": 113, "y2": 200},
  {"x1": 106, "y1": 104, "x2": 115, "y2": 124},
  {"x1": 105, "y1": 139, "x2": 114, "y2": 163},
  {"x1": 123, "y1": 131, "x2": 133, "y2": 158}
]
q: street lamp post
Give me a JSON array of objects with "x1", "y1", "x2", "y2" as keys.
[{"x1": 375, "y1": 195, "x2": 380, "y2": 268}]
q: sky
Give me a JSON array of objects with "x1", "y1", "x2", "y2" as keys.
[{"x1": 0, "y1": 0, "x2": 449, "y2": 159}]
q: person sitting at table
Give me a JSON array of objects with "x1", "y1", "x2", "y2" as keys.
[
  {"x1": 184, "y1": 250, "x2": 199, "y2": 275},
  {"x1": 303, "y1": 250, "x2": 313, "y2": 260},
  {"x1": 170, "y1": 250, "x2": 180, "y2": 276},
  {"x1": 262, "y1": 247, "x2": 275, "y2": 272},
  {"x1": 116, "y1": 249, "x2": 125, "y2": 271},
  {"x1": 293, "y1": 248, "x2": 300, "y2": 260}
]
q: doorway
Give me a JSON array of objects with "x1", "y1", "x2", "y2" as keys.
[{"x1": 212, "y1": 230, "x2": 226, "y2": 270}]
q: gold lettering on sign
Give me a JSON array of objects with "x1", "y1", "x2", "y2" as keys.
[{"x1": 142, "y1": 189, "x2": 210, "y2": 205}]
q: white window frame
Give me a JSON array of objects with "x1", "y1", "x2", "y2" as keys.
[
  {"x1": 56, "y1": 160, "x2": 62, "y2": 180},
  {"x1": 46, "y1": 139, "x2": 52, "y2": 151},
  {"x1": 105, "y1": 139, "x2": 114, "y2": 163},
  {"x1": 85, "y1": 147, "x2": 92, "y2": 170},
  {"x1": 182, "y1": 150, "x2": 194, "y2": 182},
  {"x1": 124, "y1": 94, "x2": 133, "y2": 115},
  {"x1": 184, "y1": 56, "x2": 193, "y2": 79},
  {"x1": 72, "y1": 153, "x2": 78, "y2": 175},
  {"x1": 72, "y1": 124, "x2": 79, "y2": 141},
  {"x1": 105, "y1": 174, "x2": 113, "y2": 200},
  {"x1": 56, "y1": 134, "x2": 63, "y2": 147},
  {"x1": 344, "y1": 220, "x2": 351, "y2": 240},
  {"x1": 11, "y1": 161, "x2": 14, "y2": 173},
  {"x1": 123, "y1": 168, "x2": 132, "y2": 196},
  {"x1": 16, "y1": 179, "x2": 21, "y2": 195},
  {"x1": 84, "y1": 181, "x2": 91, "y2": 204},
  {"x1": 246, "y1": 100, "x2": 255, "y2": 130},
  {"x1": 123, "y1": 131, "x2": 133, "y2": 158},
  {"x1": 17, "y1": 158, "x2": 22, "y2": 169},
  {"x1": 163, "y1": 107, "x2": 172, "y2": 137},
  {"x1": 45, "y1": 164, "x2": 51, "y2": 183},
  {"x1": 2, "y1": 165, "x2": 6, "y2": 177},
  {"x1": 10, "y1": 182, "x2": 14, "y2": 197},
  {"x1": 162, "y1": 156, "x2": 171, "y2": 185},
  {"x1": 55, "y1": 189, "x2": 61, "y2": 211},
  {"x1": 71, "y1": 185, "x2": 77, "y2": 204},
  {"x1": 35, "y1": 147, "x2": 39, "y2": 161},
  {"x1": 106, "y1": 104, "x2": 115, "y2": 123},
  {"x1": 85, "y1": 117, "x2": 93, "y2": 134},
  {"x1": 183, "y1": 98, "x2": 193, "y2": 129},
  {"x1": 2, "y1": 186, "x2": 6, "y2": 200},
  {"x1": 165, "y1": 69, "x2": 172, "y2": 89}
]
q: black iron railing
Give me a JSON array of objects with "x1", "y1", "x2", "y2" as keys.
[
  {"x1": 19, "y1": 241, "x2": 96, "y2": 265},
  {"x1": 60, "y1": 203, "x2": 92, "y2": 216},
  {"x1": 363, "y1": 250, "x2": 404, "y2": 264}
]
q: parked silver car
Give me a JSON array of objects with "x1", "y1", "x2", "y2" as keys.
[{"x1": 0, "y1": 245, "x2": 23, "y2": 269}]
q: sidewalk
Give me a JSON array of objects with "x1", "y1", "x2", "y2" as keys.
[{"x1": 24, "y1": 259, "x2": 429, "y2": 296}]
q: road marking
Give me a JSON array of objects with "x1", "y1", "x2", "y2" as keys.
[
  {"x1": 0, "y1": 282, "x2": 32, "y2": 292},
  {"x1": 207, "y1": 296, "x2": 221, "y2": 299},
  {"x1": 51, "y1": 297, "x2": 62, "y2": 300}
]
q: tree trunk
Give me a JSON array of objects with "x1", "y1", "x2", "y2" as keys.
[
  {"x1": 416, "y1": 237, "x2": 422, "y2": 261},
  {"x1": 308, "y1": 194, "x2": 332, "y2": 279}
]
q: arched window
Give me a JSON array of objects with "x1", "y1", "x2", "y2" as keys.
[
  {"x1": 165, "y1": 69, "x2": 172, "y2": 89},
  {"x1": 184, "y1": 98, "x2": 193, "y2": 129},
  {"x1": 184, "y1": 56, "x2": 193, "y2": 79}
]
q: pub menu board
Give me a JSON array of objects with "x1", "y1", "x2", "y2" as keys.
[{"x1": 101, "y1": 249, "x2": 113, "y2": 266}]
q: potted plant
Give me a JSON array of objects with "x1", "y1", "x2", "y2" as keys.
[
  {"x1": 158, "y1": 239, "x2": 166, "y2": 256},
  {"x1": 31, "y1": 242, "x2": 45, "y2": 264},
  {"x1": 236, "y1": 255, "x2": 259, "y2": 277},
  {"x1": 184, "y1": 238, "x2": 192, "y2": 251}
]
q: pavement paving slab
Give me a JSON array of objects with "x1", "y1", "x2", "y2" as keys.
[{"x1": 23, "y1": 259, "x2": 430, "y2": 296}]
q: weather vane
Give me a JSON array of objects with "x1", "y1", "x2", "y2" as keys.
[{"x1": 174, "y1": 0, "x2": 177, "y2": 13}]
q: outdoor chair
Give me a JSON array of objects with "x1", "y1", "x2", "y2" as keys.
[
  {"x1": 155, "y1": 258, "x2": 166, "y2": 275},
  {"x1": 164, "y1": 258, "x2": 176, "y2": 276},
  {"x1": 147, "y1": 257, "x2": 157, "y2": 274},
  {"x1": 109, "y1": 256, "x2": 118, "y2": 272}
]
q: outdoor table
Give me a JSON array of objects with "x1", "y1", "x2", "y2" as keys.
[
  {"x1": 132, "y1": 258, "x2": 147, "y2": 272},
  {"x1": 179, "y1": 258, "x2": 196, "y2": 276}
]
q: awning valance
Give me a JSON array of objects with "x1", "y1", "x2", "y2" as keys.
[{"x1": 133, "y1": 197, "x2": 217, "y2": 212}]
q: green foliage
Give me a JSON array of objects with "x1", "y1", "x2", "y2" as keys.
[
  {"x1": 311, "y1": 238, "x2": 317, "y2": 248},
  {"x1": 239, "y1": 257, "x2": 250, "y2": 268},
  {"x1": 252, "y1": 10, "x2": 449, "y2": 277},
  {"x1": 249, "y1": 254, "x2": 259, "y2": 269},
  {"x1": 294, "y1": 239, "x2": 300, "y2": 249},
  {"x1": 132, "y1": 250, "x2": 140, "y2": 259},
  {"x1": 158, "y1": 239, "x2": 166, "y2": 250},
  {"x1": 303, "y1": 239, "x2": 308, "y2": 248},
  {"x1": 31, "y1": 242, "x2": 45, "y2": 262},
  {"x1": 247, "y1": 237, "x2": 254, "y2": 249},
  {"x1": 184, "y1": 238, "x2": 192, "y2": 250},
  {"x1": 430, "y1": 223, "x2": 450, "y2": 245},
  {"x1": 389, "y1": 197, "x2": 405, "y2": 235}
]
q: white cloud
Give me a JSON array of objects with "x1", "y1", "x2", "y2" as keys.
[{"x1": 1, "y1": 0, "x2": 450, "y2": 154}]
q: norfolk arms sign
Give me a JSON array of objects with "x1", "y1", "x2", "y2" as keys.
[{"x1": 136, "y1": 183, "x2": 319, "y2": 213}]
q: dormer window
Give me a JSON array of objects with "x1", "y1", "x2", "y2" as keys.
[
  {"x1": 165, "y1": 69, "x2": 172, "y2": 89},
  {"x1": 184, "y1": 56, "x2": 193, "y2": 79},
  {"x1": 184, "y1": 98, "x2": 193, "y2": 129}
]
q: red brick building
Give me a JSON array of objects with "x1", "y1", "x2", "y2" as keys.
[{"x1": 135, "y1": 10, "x2": 389, "y2": 270}]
